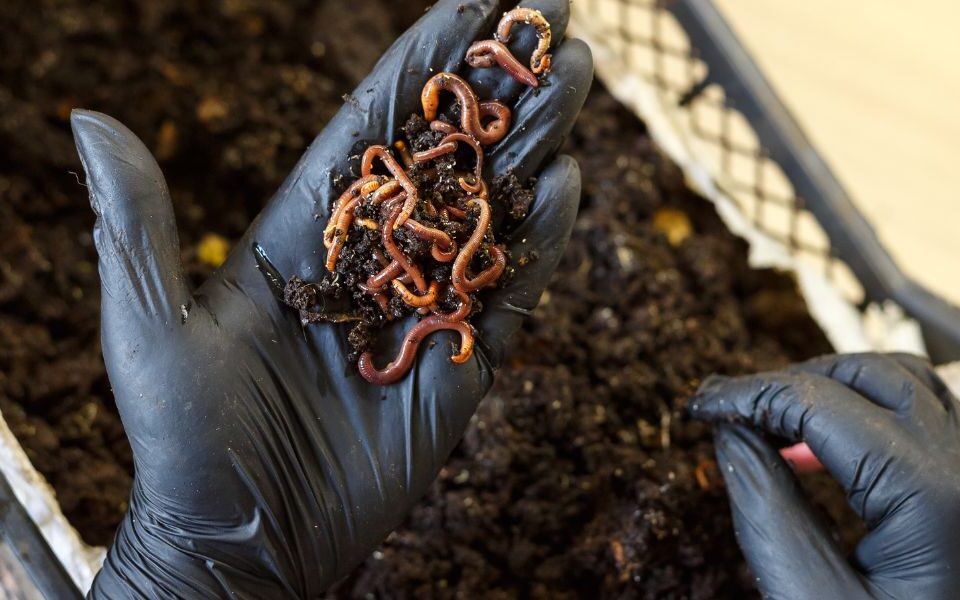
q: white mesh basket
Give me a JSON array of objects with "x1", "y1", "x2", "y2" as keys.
[{"x1": 569, "y1": 0, "x2": 960, "y2": 360}]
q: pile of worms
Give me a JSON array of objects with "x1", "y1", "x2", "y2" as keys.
[{"x1": 283, "y1": 8, "x2": 552, "y2": 384}]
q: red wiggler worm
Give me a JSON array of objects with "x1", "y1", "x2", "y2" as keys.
[
  {"x1": 383, "y1": 203, "x2": 428, "y2": 292},
  {"x1": 465, "y1": 39, "x2": 539, "y2": 87},
  {"x1": 451, "y1": 198, "x2": 507, "y2": 293},
  {"x1": 362, "y1": 145, "x2": 419, "y2": 227},
  {"x1": 421, "y1": 73, "x2": 511, "y2": 145},
  {"x1": 402, "y1": 219, "x2": 458, "y2": 262},
  {"x1": 324, "y1": 175, "x2": 383, "y2": 249},
  {"x1": 392, "y1": 280, "x2": 440, "y2": 308},
  {"x1": 495, "y1": 7, "x2": 552, "y2": 74},
  {"x1": 357, "y1": 316, "x2": 474, "y2": 384}
]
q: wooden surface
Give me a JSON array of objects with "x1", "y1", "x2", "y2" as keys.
[{"x1": 714, "y1": 0, "x2": 960, "y2": 304}]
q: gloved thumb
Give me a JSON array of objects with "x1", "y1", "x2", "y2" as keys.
[
  {"x1": 713, "y1": 424, "x2": 869, "y2": 600},
  {"x1": 71, "y1": 110, "x2": 189, "y2": 344}
]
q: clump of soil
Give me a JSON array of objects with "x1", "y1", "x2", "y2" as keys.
[
  {"x1": 287, "y1": 111, "x2": 528, "y2": 376},
  {"x1": 1, "y1": 0, "x2": 850, "y2": 596}
]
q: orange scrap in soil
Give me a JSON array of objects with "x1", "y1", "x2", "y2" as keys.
[
  {"x1": 308, "y1": 14, "x2": 552, "y2": 385},
  {"x1": 694, "y1": 458, "x2": 720, "y2": 490}
]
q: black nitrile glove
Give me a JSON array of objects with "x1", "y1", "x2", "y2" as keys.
[
  {"x1": 71, "y1": 1, "x2": 593, "y2": 596},
  {"x1": 690, "y1": 353, "x2": 960, "y2": 600}
]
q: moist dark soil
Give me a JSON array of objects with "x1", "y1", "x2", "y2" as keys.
[{"x1": 0, "y1": 0, "x2": 850, "y2": 596}]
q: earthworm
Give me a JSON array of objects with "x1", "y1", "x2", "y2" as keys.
[
  {"x1": 392, "y1": 280, "x2": 440, "y2": 308},
  {"x1": 421, "y1": 73, "x2": 511, "y2": 145},
  {"x1": 430, "y1": 120, "x2": 458, "y2": 135},
  {"x1": 479, "y1": 101, "x2": 511, "y2": 144},
  {"x1": 360, "y1": 179, "x2": 382, "y2": 195},
  {"x1": 445, "y1": 133, "x2": 485, "y2": 193},
  {"x1": 372, "y1": 248, "x2": 391, "y2": 267},
  {"x1": 450, "y1": 174, "x2": 488, "y2": 199},
  {"x1": 362, "y1": 145, "x2": 419, "y2": 227},
  {"x1": 326, "y1": 180, "x2": 385, "y2": 272},
  {"x1": 495, "y1": 7, "x2": 552, "y2": 74},
  {"x1": 357, "y1": 316, "x2": 474, "y2": 384},
  {"x1": 393, "y1": 140, "x2": 414, "y2": 168},
  {"x1": 475, "y1": 178, "x2": 489, "y2": 199},
  {"x1": 463, "y1": 244, "x2": 507, "y2": 291},
  {"x1": 413, "y1": 141, "x2": 458, "y2": 163},
  {"x1": 443, "y1": 205, "x2": 468, "y2": 220},
  {"x1": 370, "y1": 179, "x2": 403, "y2": 205},
  {"x1": 371, "y1": 292, "x2": 391, "y2": 315},
  {"x1": 435, "y1": 289, "x2": 472, "y2": 322},
  {"x1": 465, "y1": 39, "x2": 539, "y2": 87},
  {"x1": 403, "y1": 218, "x2": 458, "y2": 262},
  {"x1": 366, "y1": 260, "x2": 405, "y2": 291},
  {"x1": 325, "y1": 195, "x2": 359, "y2": 271},
  {"x1": 418, "y1": 133, "x2": 485, "y2": 194},
  {"x1": 421, "y1": 198, "x2": 440, "y2": 219},
  {"x1": 451, "y1": 198, "x2": 506, "y2": 293},
  {"x1": 383, "y1": 203, "x2": 427, "y2": 292},
  {"x1": 324, "y1": 174, "x2": 383, "y2": 249}
]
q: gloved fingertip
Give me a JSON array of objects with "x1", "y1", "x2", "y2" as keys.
[
  {"x1": 714, "y1": 423, "x2": 792, "y2": 492},
  {"x1": 546, "y1": 153, "x2": 581, "y2": 185},
  {"x1": 687, "y1": 374, "x2": 733, "y2": 419},
  {"x1": 70, "y1": 109, "x2": 165, "y2": 210},
  {"x1": 557, "y1": 37, "x2": 595, "y2": 77},
  {"x1": 69, "y1": 107, "x2": 107, "y2": 131},
  {"x1": 71, "y1": 109, "x2": 114, "y2": 176},
  {"x1": 699, "y1": 373, "x2": 732, "y2": 393},
  {"x1": 70, "y1": 109, "x2": 137, "y2": 158}
]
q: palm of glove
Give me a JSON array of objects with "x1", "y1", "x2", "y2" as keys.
[
  {"x1": 73, "y1": 1, "x2": 592, "y2": 596},
  {"x1": 692, "y1": 353, "x2": 960, "y2": 600}
]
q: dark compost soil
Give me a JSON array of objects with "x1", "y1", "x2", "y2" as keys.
[{"x1": 0, "y1": 0, "x2": 851, "y2": 596}]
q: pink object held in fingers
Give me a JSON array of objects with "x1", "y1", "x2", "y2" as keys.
[{"x1": 779, "y1": 442, "x2": 824, "y2": 473}]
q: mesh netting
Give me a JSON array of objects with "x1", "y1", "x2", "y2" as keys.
[{"x1": 569, "y1": 0, "x2": 870, "y2": 307}]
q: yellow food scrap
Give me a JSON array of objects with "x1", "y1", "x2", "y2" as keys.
[
  {"x1": 197, "y1": 233, "x2": 230, "y2": 268},
  {"x1": 196, "y1": 96, "x2": 229, "y2": 123},
  {"x1": 652, "y1": 207, "x2": 693, "y2": 246}
]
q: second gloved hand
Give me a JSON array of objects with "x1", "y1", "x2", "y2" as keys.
[{"x1": 690, "y1": 353, "x2": 960, "y2": 600}]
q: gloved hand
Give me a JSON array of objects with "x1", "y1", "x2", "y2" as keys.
[
  {"x1": 71, "y1": 1, "x2": 593, "y2": 596},
  {"x1": 690, "y1": 353, "x2": 960, "y2": 600}
]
